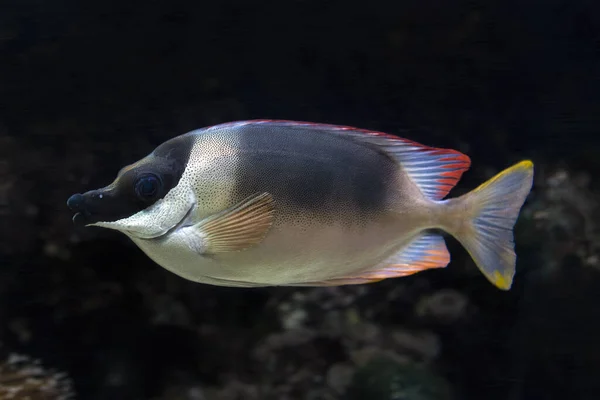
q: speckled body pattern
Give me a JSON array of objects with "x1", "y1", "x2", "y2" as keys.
[{"x1": 124, "y1": 121, "x2": 437, "y2": 286}]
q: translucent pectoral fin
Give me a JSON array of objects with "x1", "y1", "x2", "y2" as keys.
[{"x1": 184, "y1": 192, "x2": 276, "y2": 255}]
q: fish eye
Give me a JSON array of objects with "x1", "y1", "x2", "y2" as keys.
[{"x1": 134, "y1": 174, "x2": 161, "y2": 200}]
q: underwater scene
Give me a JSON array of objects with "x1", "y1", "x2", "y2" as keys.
[{"x1": 1, "y1": 0, "x2": 599, "y2": 399}]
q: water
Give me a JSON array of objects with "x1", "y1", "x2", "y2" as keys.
[{"x1": 0, "y1": 1, "x2": 599, "y2": 399}]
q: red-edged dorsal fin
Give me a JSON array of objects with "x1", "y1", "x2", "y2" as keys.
[
  {"x1": 282, "y1": 232, "x2": 450, "y2": 287},
  {"x1": 386, "y1": 143, "x2": 471, "y2": 200},
  {"x1": 311, "y1": 123, "x2": 471, "y2": 201},
  {"x1": 209, "y1": 119, "x2": 471, "y2": 201}
]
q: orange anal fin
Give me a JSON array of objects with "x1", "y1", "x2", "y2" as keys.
[
  {"x1": 284, "y1": 232, "x2": 450, "y2": 287},
  {"x1": 380, "y1": 232, "x2": 450, "y2": 274}
]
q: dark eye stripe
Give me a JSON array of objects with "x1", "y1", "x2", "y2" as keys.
[{"x1": 71, "y1": 133, "x2": 196, "y2": 224}]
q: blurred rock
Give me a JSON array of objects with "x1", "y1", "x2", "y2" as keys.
[
  {"x1": 391, "y1": 330, "x2": 440, "y2": 362},
  {"x1": 523, "y1": 166, "x2": 600, "y2": 274},
  {"x1": 415, "y1": 290, "x2": 469, "y2": 323},
  {"x1": 326, "y1": 362, "x2": 354, "y2": 394},
  {"x1": 0, "y1": 350, "x2": 75, "y2": 400},
  {"x1": 346, "y1": 356, "x2": 453, "y2": 400}
]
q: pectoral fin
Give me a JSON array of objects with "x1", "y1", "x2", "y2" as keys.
[{"x1": 181, "y1": 192, "x2": 276, "y2": 255}]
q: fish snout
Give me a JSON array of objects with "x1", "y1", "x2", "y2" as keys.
[
  {"x1": 68, "y1": 190, "x2": 110, "y2": 226},
  {"x1": 67, "y1": 193, "x2": 85, "y2": 211},
  {"x1": 67, "y1": 187, "x2": 134, "y2": 227},
  {"x1": 67, "y1": 193, "x2": 91, "y2": 226}
]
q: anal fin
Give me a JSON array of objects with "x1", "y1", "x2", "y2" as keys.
[
  {"x1": 287, "y1": 232, "x2": 450, "y2": 287},
  {"x1": 373, "y1": 231, "x2": 450, "y2": 277}
]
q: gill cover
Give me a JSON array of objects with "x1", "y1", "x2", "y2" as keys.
[{"x1": 67, "y1": 133, "x2": 196, "y2": 239}]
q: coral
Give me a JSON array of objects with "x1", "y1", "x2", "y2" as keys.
[{"x1": 0, "y1": 351, "x2": 75, "y2": 400}]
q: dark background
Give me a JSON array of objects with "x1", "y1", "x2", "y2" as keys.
[{"x1": 1, "y1": 0, "x2": 599, "y2": 399}]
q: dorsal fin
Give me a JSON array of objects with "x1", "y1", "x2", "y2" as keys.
[
  {"x1": 380, "y1": 141, "x2": 471, "y2": 200},
  {"x1": 312, "y1": 124, "x2": 471, "y2": 201},
  {"x1": 210, "y1": 120, "x2": 471, "y2": 201}
]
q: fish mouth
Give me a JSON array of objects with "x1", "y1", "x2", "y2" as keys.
[
  {"x1": 67, "y1": 193, "x2": 94, "y2": 226},
  {"x1": 66, "y1": 189, "x2": 141, "y2": 228},
  {"x1": 72, "y1": 211, "x2": 89, "y2": 225}
]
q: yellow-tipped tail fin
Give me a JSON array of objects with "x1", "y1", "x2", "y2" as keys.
[{"x1": 450, "y1": 160, "x2": 534, "y2": 290}]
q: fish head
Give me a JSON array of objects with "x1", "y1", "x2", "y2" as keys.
[{"x1": 67, "y1": 133, "x2": 196, "y2": 239}]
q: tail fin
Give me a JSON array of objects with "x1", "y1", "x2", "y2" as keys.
[{"x1": 447, "y1": 161, "x2": 534, "y2": 290}]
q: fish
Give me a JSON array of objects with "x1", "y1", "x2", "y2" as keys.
[{"x1": 66, "y1": 120, "x2": 534, "y2": 290}]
